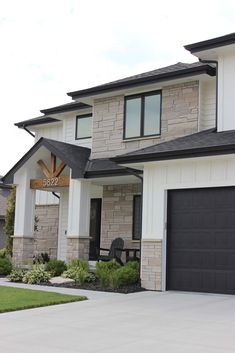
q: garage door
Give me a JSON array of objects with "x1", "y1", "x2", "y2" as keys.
[{"x1": 167, "y1": 187, "x2": 235, "y2": 294}]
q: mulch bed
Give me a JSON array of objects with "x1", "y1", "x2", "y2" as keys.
[{"x1": 46, "y1": 280, "x2": 145, "y2": 294}]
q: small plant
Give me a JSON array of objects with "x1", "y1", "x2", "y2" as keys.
[
  {"x1": 0, "y1": 248, "x2": 7, "y2": 258},
  {"x1": 45, "y1": 259, "x2": 67, "y2": 276},
  {"x1": 8, "y1": 268, "x2": 26, "y2": 282},
  {"x1": 23, "y1": 265, "x2": 50, "y2": 284},
  {"x1": 67, "y1": 259, "x2": 89, "y2": 271},
  {"x1": 0, "y1": 257, "x2": 12, "y2": 275}
]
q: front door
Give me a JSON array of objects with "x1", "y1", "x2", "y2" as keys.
[{"x1": 89, "y1": 198, "x2": 102, "y2": 260}]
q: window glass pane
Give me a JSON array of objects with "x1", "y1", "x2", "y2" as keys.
[
  {"x1": 144, "y1": 94, "x2": 160, "y2": 136},
  {"x1": 125, "y1": 98, "x2": 141, "y2": 138},
  {"x1": 76, "y1": 116, "x2": 92, "y2": 139},
  {"x1": 133, "y1": 195, "x2": 142, "y2": 240}
]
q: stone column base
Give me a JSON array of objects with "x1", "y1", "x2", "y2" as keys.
[
  {"x1": 66, "y1": 237, "x2": 91, "y2": 261},
  {"x1": 12, "y1": 236, "x2": 34, "y2": 266},
  {"x1": 141, "y1": 239, "x2": 162, "y2": 291}
]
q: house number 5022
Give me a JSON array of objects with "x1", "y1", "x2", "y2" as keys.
[{"x1": 42, "y1": 177, "x2": 59, "y2": 187}]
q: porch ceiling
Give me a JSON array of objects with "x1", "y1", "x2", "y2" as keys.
[{"x1": 90, "y1": 175, "x2": 141, "y2": 185}]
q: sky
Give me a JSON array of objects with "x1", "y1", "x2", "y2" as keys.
[{"x1": 0, "y1": 0, "x2": 235, "y2": 175}]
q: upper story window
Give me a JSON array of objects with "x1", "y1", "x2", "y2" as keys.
[
  {"x1": 124, "y1": 91, "x2": 161, "y2": 139},
  {"x1": 75, "y1": 114, "x2": 92, "y2": 139}
]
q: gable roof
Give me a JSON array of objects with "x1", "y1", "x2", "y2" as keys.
[
  {"x1": 112, "y1": 129, "x2": 235, "y2": 164},
  {"x1": 67, "y1": 62, "x2": 215, "y2": 99},
  {"x1": 185, "y1": 33, "x2": 235, "y2": 53},
  {"x1": 2, "y1": 138, "x2": 91, "y2": 184}
]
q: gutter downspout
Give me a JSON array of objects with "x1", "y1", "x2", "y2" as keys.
[
  {"x1": 124, "y1": 166, "x2": 143, "y2": 279},
  {"x1": 199, "y1": 59, "x2": 218, "y2": 131},
  {"x1": 23, "y1": 125, "x2": 35, "y2": 138}
]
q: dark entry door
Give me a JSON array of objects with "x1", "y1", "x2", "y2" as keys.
[
  {"x1": 89, "y1": 198, "x2": 102, "y2": 260},
  {"x1": 167, "y1": 187, "x2": 235, "y2": 295}
]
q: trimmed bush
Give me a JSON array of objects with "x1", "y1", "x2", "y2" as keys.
[
  {"x1": 0, "y1": 257, "x2": 12, "y2": 275},
  {"x1": 23, "y1": 265, "x2": 50, "y2": 284},
  {"x1": 45, "y1": 259, "x2": 67, "y2": 276},
  {"x1": 8, "y1": 268, "x2": 26, "y2": 282}
]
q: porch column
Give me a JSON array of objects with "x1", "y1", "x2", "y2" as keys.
[
  {"x1": 67, "y1": 178, "x2": 91, "y2": 261},
  {"x1": 141, "y1": 166, "x2": 164, "y2": 291},
  {"x1": 13, "y1": 169, "x2": 36, "y2": 265}
]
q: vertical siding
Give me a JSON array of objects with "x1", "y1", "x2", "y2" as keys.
[
  {"x1": 199, "y1": 80, "x2": 216, "y2": 130},
  {"x1": 63, "y1": 112, "x2": 92, "y2": 149},
  {"x1": 57, "y1": 189, "x2": 69, "y2": 260},
  {"x1": 34, "y1": 123, "x2": 63, "y2": 142}
]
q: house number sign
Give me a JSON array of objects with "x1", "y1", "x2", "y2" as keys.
[{"x1": 30, "y1": 153, "x2": 69, "y2": 189}]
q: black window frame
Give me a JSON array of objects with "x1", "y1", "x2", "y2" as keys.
[
  {"x1": 123, "y1": 90, "x2": 162, "y2": 140},
  {"x1": 132, "y1": 195, "x2": 142, "y2": 240},
  {"x1": 75, "y1": 114, "x2": 92, "y2": 140}
]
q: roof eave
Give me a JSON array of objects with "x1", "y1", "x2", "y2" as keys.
[
  {"x1": 112, "y1": 145, "x2": 235, "y2": 165},
  {"x1": 184, "y1": 33, "x2": 235, "y2": 53},
  {"x1": 67, "y1": 65, "x2": 215, "y2": 99}
]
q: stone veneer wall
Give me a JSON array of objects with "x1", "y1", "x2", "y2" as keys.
[
  {"x1": 66, "y1": 237, "x2": 90, "y2": 261},
  {"x1": 101, "y1": 184, "x2": 141, "y2": 253},
  {"x1": 141, "y1": 240, "x2": 162, "y2": 290},
  {"x1": 34, "y1": 204, "x2": 59, "y2": 259},
  {"x1": 91, "y1": 81, "x2": 199, "y2": 159}
]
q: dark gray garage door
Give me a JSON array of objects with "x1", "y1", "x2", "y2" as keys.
[{"x1": 167, "y1": 187, "x2": 235, "y2": 294}]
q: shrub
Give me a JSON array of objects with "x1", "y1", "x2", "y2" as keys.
[
  {"x1": 22, "y1": 265, "x2": 50, "y2": 284},
  {"x1": 8, "y1": 268, "x2": 26, "y2": 282},
  {"x1": 0, "y1": 248, "x2": 7, "y2": 258},
  {"x1": 67, "y1": 259, "x2": 89, "y2": 271},
  {"x1": 0, "y1": 257, "x2": 12, "y2": 275},
  {"x1": 109, "y1": 263, "x2": 139, "y2": 289},
  {"x1": 96, "y1": 260, "x2": 120, "y2": 288},
  {"x1": 45, "y1": 259, "x2": 67, "y2": 276},
  {"x1": 95, "y1": 260, "x2": 139, "y2": 289},
  {"x1": 63, "y1": 267, "x2": 95, "y2": 285},
  {"x1": 33, "y1": 253, "x2": 50, "y2": 264}
]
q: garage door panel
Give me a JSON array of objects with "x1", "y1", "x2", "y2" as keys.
[{"x1": 167, "y1": 187, "x2": 235, "y2": 294}]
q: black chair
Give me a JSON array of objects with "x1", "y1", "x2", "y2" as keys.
[{"x1": 97, "y1": 237, "x2": 124, "y2": 265}]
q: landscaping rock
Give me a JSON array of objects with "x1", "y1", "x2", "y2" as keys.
[{"x1": 49, "y1": 276, "x2": 75, "y2": 285}]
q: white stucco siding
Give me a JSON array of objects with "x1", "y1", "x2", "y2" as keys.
[
  {"x1": 142, "y1": 154, "x2": 235, "y2": 241},
  {"x1": 199, "y1": 80, "x2": 216, "y2": 130}
]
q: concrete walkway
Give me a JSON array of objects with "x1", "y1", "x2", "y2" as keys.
[
  {"x1": 0, "y1": 277, "x2": 123, "y2": 300},
  {"x1": 1, "y1": 280, "x2": 235, "y2": 352}
]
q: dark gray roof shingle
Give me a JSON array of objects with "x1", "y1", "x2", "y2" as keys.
[
  {"x1": 112, "y1": 129, "x2": 235, "y2": 163},
  {"x1": 67, "y1": 62, "x2": 215, "y2": 98}
]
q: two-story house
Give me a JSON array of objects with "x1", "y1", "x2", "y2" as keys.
[{"x1": 3, "y1": 33, "x2": 235, "y2": 294}]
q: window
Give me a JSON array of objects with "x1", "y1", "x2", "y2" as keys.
[
  {"x1": 132, "y1": 195, "x2": 142, "y2": 240},
  {"x1": 75, "y1": 114, "x2": 92, "y2": 139},
  {"x1": 124, "y1": 91, "x2": 161, "y2": 139}
]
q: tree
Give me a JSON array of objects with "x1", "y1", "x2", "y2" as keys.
[{"x1": 4, "y1": 186, "x2": 16, "y2": 255}]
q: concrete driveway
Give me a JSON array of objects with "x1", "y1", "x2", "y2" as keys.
[{"x1": 0, "y1": 286, "x2": 235, "y2": 353}]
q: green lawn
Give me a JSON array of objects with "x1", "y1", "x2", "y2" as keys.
[{"x1": 0, "y1": 286, "x2": 87, "y2": 313}]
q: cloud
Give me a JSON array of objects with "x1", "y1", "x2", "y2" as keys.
[{"x1": 0, "y1": 0, "x2": 235, "y2": 174}]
